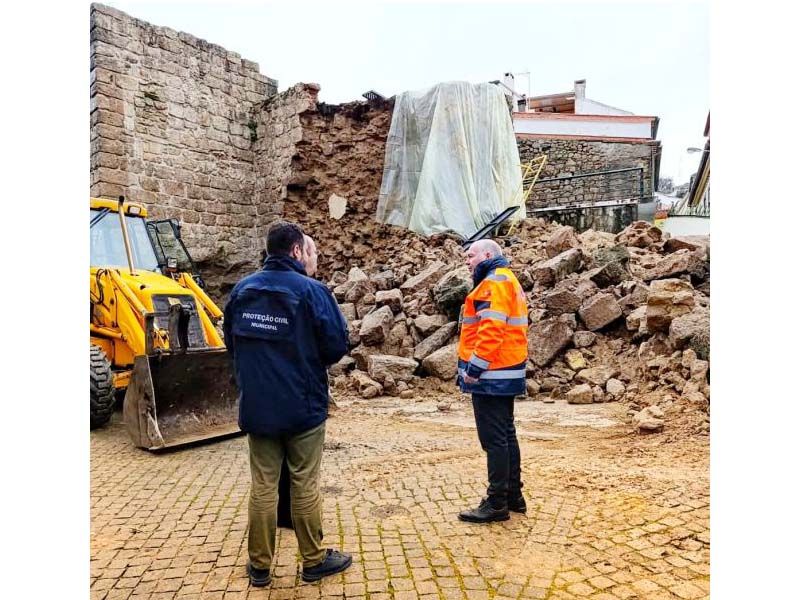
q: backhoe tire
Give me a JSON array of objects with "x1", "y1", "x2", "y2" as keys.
[{"x1": 90, "y1": 345, "x2": 115, "y2": 430}]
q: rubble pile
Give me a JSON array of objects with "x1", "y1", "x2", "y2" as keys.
[{"x1": 323, "y1": 219, "x2": 711, "y2": 436}]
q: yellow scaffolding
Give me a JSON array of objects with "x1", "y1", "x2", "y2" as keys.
[{"x1": 506, "y1": 154, "x2": 548, "y2": 235}]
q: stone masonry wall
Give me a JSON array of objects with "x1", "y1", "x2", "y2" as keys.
[
  {"x1": 88, "y1": 4, "x2": 402, "y2": 297},
  {"x1": 250, "y1": 91, "x2": 404, "y2": 279},
  {"x1": 250, "y1": 84, "x2": 320, "y2": 257},
  {"x1": 517, "y1": 137, "x2": 660, "y2": 223},
  {"x1": 89, "y1": 3, "x2": 277, "y2": 296},
  {"x1": 534, "y1": 203, "x2": 638, "y2": 234}
]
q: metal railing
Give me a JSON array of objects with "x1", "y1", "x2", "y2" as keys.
[{"x1": 526, "y1": 166, "x2": 647, "y2": 213}]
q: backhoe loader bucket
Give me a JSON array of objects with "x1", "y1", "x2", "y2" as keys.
[{"x1": 124, "y1": 349, "x2": 241, "y2": 451}]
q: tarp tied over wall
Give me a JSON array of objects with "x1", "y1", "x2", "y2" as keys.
[{"x1": 376, "y1": 81, "x2": 524, "y2": 238}]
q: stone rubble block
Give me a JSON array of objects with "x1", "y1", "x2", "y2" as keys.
[
  {"x1": 633, "y1": 405, "x2": 665, "y2": 433},
  {"x1": 645, "y1": 279, "x2": 695, "y2": 332},
  {"x1": 350, "y1": 344, "x2": 388, "y2": 372},
  {"x1": 370, "y1": 270, "x2": 395, "y2": 291},
  {"x1": 573, "y1": 331, "x2": 597, "y2": 348},
  {"x1": 366, "y1": 354, "x2": 418, "y2": 385},
  {"x1": 350, "y1": 370, "x2": 382, "y2": 399},
  {"x1": 333, "y1": 281, "x2": 354, "y2": 302},
  {"x1": 566, "y1": 383, "x2": 593, "y2": 404},
  {"x1": 592, "y1": 244, "x2": 631, "y2": 269},
  {"x1": 564, "y1": 349, "x2": 587, "y2": 371},
  {"x1": 606, "y1": 378, "x2": 626, "y2": 397},
  {"x1": 359, "y1": 305, "x2": 394, "y2": 346},
  {"x1": 544, "y1": 288, "x2": 582, "y2": 315},
  {"x1": 400, "y1": 260, "x2": 448, "y2": 293},
  {"x1": 344, "y1": 279, "x2": 375, "y2": 305},
  {"x1": 578, "y1": 292, "x2": 623, "y2": 331},
  {"x1": 432, "y1": 267, "x2": 472, "y2": 320},
  {"x1": 641, "y1": 250, "x2": 693, "y2": 282},
  {"x1": 616, "y1": 220, "x2": 662, "y2": 248},
  {"x1": 414, "y1": 314, "x2": 449, "y2": 337},
  {"x1": 375, "y1": 289, "x2": 403, "y2": 314},
  {"x1": 356, "y1": 300, "x2": 376, "y2": 320},
  {"x1": 348, "y1": 320, "x2": 361, "y2": 347},
  {"x1": 626, "y1": 306, "x2": 647, "y2": 331},
  {"x1": 528, "y1": 317, "x2": 574, "y2": 367},
  {"x1": 422, "y1": 343, "x2": 459, "y2": 380},
  {"x1": 663, "y1": 237, "x2": 700, "y2": 253},
  {"x1": 669, "y1": 306, "x2": 710, "y2": 359},
  {"x1": 546, "y1": 226, "x2": 581, "y2": 258},
  {"x1": 586, "y1": 262, "x2": 630, "y2": 289},
  {"x1": 576, "y1": 366, "x2": 619, "y2": 387},
  {"x1": 531, "y1": 248, "x2": 583, "y2": 287},
  {"x1": 618, "y1": 283, "x2": 650, "y2": 315},
  {"x1": 328, "y1": 356, "x2": 355, "y2": 377},
  {"x1": 413, "y1": 322, "x2": 458, "y2": 361}
]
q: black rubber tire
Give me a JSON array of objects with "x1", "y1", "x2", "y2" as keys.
[{"x1": 90, "y1": 345, "x2": 116, "y2": 430}]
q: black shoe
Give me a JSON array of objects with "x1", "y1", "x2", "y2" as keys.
[
  {"x1": 458, "y1": 497, "x2": 510, "y2": 523},
  {"x1": 508, "y1": 493, "x2": 527, "y2": 514},
  {"x1": 247, "y1": 562, "x2": 272, "y2": 587},
  {"x1": 301, "y1": 549, "x2": 353, "y2": 582}
]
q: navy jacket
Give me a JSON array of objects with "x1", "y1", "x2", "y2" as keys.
[{"x1": 223, "y1": 255, "x2": 348, "y2": 436}]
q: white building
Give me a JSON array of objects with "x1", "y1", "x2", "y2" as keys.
[{"x1": 509, "y1": 79, "x2": 659, "y2": 143}]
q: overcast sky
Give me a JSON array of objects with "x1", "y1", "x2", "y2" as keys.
[{"x1": 104, "y1": 0, "x2": 709, "y2": 185}]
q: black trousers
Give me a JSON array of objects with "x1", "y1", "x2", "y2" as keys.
[{"x1": 471, "y1": 393, "x2": 522, "y2": 507}]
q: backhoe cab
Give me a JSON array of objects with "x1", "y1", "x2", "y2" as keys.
[{"x1": 89, "y1": 197, "x2": 240, "y2": 450}]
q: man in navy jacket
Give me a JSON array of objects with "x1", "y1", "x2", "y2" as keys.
[{"x1": 224, "y1": 222, "x2": 351, "y2": 586}]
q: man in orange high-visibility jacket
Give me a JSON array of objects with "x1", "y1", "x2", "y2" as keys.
[{"x1": 456, "y1": 239, "x2": 528, "y2": 524}]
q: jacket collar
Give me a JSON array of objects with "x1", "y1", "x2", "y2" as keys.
[
  {"x1": 472, "y1": 255, "x2": 509, "y2": 286},
  {"x1": 263, "y1": 254, "x2": 308, "y2": 276}
]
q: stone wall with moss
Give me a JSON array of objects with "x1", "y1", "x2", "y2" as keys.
[{"x1": 90, "y1": 3, "x2": 276, "y2": 288}]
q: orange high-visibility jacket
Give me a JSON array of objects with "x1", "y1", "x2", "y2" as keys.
[{"x1": 457, "y1": 258, "x2": 528, "y2": 396}]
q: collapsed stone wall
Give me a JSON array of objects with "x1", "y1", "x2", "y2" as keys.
[
  {"x1": 517, "y1": 137, "x2": 660, "y2": 229},
  {"x1": 250, "y1": 87, "x2": 408, "y2": 281},
  {"x1": 89, "y1": 3, "x2": 276, "y2": 296}
]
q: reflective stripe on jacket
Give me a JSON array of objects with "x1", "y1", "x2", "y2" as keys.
[{"x1": 457, "y1": 258, "x2": 528, "y2": 396}]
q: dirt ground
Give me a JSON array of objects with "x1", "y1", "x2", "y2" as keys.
[{"x1": 91, "y1": 393, "x2": 709, "y2": 600}]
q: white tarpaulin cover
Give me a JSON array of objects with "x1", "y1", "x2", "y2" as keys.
[{"x1": 376, "y1": 81, "x2": 523, "y2": 238}]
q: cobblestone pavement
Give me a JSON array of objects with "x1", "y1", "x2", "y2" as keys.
[{"x1": 91, "y1": 395, "x2": 709, "y2": 600}]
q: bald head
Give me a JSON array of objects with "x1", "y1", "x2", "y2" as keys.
[
  {"x1": 465, "y1": 239, "x2": 504, "y2": 274},
  {"x1": 469, "y1": 239, "x2": 503, "y2": 258}
]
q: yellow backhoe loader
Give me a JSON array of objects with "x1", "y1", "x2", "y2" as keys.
[{"x1": 90, "y1": 196, "x2": 240, "y2": 450}]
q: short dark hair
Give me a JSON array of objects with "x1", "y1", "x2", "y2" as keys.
[{"x1": 266, "y1": 221, "x2": 305, "y2": 256}]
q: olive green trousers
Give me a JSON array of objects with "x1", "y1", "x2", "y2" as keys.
[{"x1": 247, "y1": 422, "x2": 326, "y2": 570}]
